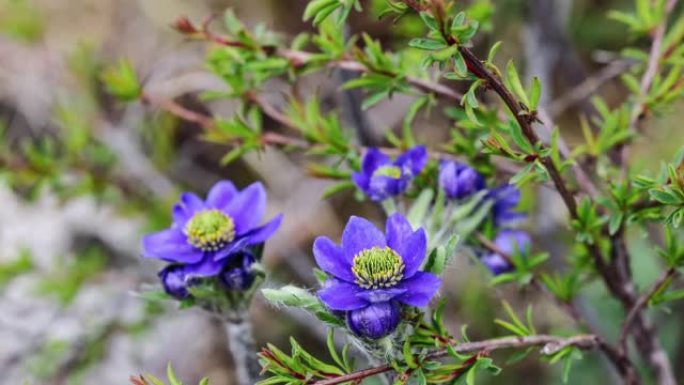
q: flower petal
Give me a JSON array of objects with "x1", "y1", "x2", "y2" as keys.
[
  {"x1": 495, "y1": 230, "x2": 531, "y2": 255},
  {"x1": 352, "y1": 171, "x2": 369, "y2": 191},
  {"x1": 368, "y1": 175, "x2": 405, "y2": 201},
  {"x1": 361, "y1": 148, "x2": 391, "y2": 175},
  {"x1": 395, "y1": 145, "x2": 427, "y2": 176},
  {"x1": 341, "y1": 216, "x2": 386, "y2": 262},
  {"x1": 481, "y1": 253, "x2": 513, "y2": 276},
  {"x1": 172, "y1": 203, "x2": 192, "y2": 227},
  {"x1": 213, "y1": 238, "x2": 250, "y2": 261},
  {"x1": 313, "y1": 236, "x2": 355, "y2": 282},
  {"x1": 226, "y1": 182, "x2": 266, "y2": 234},
  {"x1": 243, "y1": 214, "x2": 283, "y2": 245},
  {"x1": 183, "y1": 254, "x2": 225, "y2": 278},
  {"x1": 318, "y1": 280, "x2": 368, "y2": 310},
  {"x1": 395, "y1": 272, "x2": 441, "y2": 307},
  {"x1": 142, "y1": 229, "x2": 203, "y2": 263},
  {"x1": 206, "y1": 180, "x2": 238, "y2": 210},
  {"x1": 386, "y1": 213, "x2": 426, "y2": 277},
  {"x1": 355, "y1": 287, "x2": 406, "y2": 303},
  {"x1": 180, "y1": 192, "x2": 205, "y2": 213}
]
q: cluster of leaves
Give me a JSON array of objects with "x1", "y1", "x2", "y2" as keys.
[{"x1": 258, "y1": 332, "x2": 352, "y2": 385}]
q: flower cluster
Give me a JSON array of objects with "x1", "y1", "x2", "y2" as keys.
[
  {"x1": 314, "y1": 213, "x2": 441, "y2": 339},
  {"x1": 142, "y1": 181, "x2": 282, "y2": 299},
  {"x1": 352, "y1": 146, "x2": 427, "y2": 201},
  {"x1": 437, "y1": 160, "x2": 528, "y2": 275}
]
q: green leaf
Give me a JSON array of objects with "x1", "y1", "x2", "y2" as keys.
[
  {"x1": 505, "y1": 60, "x2": 530, "y2": 106},
  {"x1": 100, "y1": 59, "x2": 141, "y2": 101},
  {"x1": 313, "y1": 2, "x2": 342, "y2": 26},
  {"x1": 304, "y1": 0, "x2": 336, "y2": 22},
  {"x1": 407, "y1": 188, "x2": 434, "y2": 228},
  {"x1": 362, "y1": 90, "x2": 390, "y2": 110},
  {"x1": 529, "y1": 77, "x2": 542, "y2": 110},
  {"x1": 453, "y1": 50, "x2": 468, "y2": 77},
  {"x1": 431, "y1": 44, "x2": 460, "y2": 62},
  {"x1": 608, "y1": 212, "x2": 624, "y2": 235},
  {"x1": 650, "y1": 189, "x2": 682, "y2": 205},
  {"x1": 408, "y1": 38, "x2": 448, "y2": 51},
  {"x1": 145, "y1": 375, "x2": 166, "y2": 385},
  {"x1": 419, "y1": 12, "x2": 439, "y2": 32},
  {"x1": 403, "y1": 339, "x2": 418, "y2": 369},
  {"x1": 167, "y1": 363, "x2": 182, "y2": 385},
  {"x1": 487, "y1": 41, "x2": 503, "y2": 63},
  {"x1": 262, "y1": 286, "x2": 319, "y2": 307},
  {"x1": 402, "y1": 96, "x2": 428, "y2": 146},
  {"x1": 322, "y1": 181, "x2": 355, "y2": 199}
]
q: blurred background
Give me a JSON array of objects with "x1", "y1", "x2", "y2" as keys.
[{"x1": 1, "y1": 0, "x2": 683, "y2": 384}]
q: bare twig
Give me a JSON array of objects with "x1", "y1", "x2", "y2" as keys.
[
  {"x1": 547, "y1": 60, "x2": 634, "y2": 117},
  {"x1": 619, "y1": 268, "x2": 678, "y2": 352}
]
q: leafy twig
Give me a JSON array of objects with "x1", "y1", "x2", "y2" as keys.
[{"x1": 311, "y1": 334, "x2": 599, "y2": 385}]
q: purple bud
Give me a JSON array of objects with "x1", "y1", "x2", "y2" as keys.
[
  {"x1": 158, "y1": 265, "x2": 191, "y2": 299},
  {"x1": 481, "y1": 230, "x2": 531, "y2": 275},
  {"x1": 347, "y1": 302, "x2": 401, "y2": 340},
  {"x1": 219, "y1": 251, "x2": 257, "y2": 290},
  {"x1": 438, "y1": 160, "x2": 485, "y2": 200}
]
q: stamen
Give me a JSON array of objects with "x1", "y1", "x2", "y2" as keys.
[
  {"x1": 372, "y1": 165, "x2": 402, "y2": 179},
  {"x1": 184, "y1": 210, "x2": 235, "y2": 251},
  {"x1": 352, "y1": 246, "x2": 404, "y2": 289}
]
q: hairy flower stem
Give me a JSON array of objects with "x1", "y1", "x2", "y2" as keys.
[{"x1": 225, "y1": 317, "x2": 261, "y2": 385}]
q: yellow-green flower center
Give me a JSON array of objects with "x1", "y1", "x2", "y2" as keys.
[
  {"x1": 184, "y1": 209, "x2": 235, "y2": 251},
  {"x1": 352, "y1": 246, "x2": 404, "y2": 289},
  {"x1": 372, "y1": 165, "x2": 402, "y2": 179}
]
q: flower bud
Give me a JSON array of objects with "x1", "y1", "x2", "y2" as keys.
[
  {"x1": 438, "y1": 160, "x2": 485, "y2": 200},
  {"x1": 347, "y1": 302, "x2": 400, "y2": 340},
  {"x1": 158, "y1": 265, "x2": 191, "y2": 299},
  {"x1": 219, "y1": 251, "x2": 257, "y2": 290}
]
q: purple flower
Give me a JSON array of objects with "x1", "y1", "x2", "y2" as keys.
[
  {"x1": 142, "y1": 181, "x2": 282, "y2": 278},
  {"x1": 158, "y1": 265, "x2": 191, "y2": 299},
  {"x1": 438, "y1": 160, "x2": 485, "y2": 200},
  {"x1": 219, "y1": 251, "x2": 257, "y2": 290},
  {"x1": 314, "y1": 213, "x2": 441, "y2": 339},
  {"x1": 488, "y1": 184, "x2": 525, "y2": 226},
  {"x1": 481, "y1": 230, "x2": 531, "y2": 275},
  {"x1": 352, "y1": 146, "x2": 428, "y2": 201}
]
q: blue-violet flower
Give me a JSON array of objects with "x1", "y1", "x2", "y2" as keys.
[
  {"x1": 142, "y1": 181, "x2": 282, "y2": 278},
  {"x1": 488, "y1": 184, "x2": 525, "y2": 226},
  {"x1": 314, "y1": 213, "x2": 441, "y2": 339},
  {"x1": 438, "y1": 160, "x2": 485, "y2": 200},
  {"x1": 480, "y1": 230, "x2": 531, "y2": 275},
  {"x1": 352, "y1": 146, "x2": 428, "y2": 201}
]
